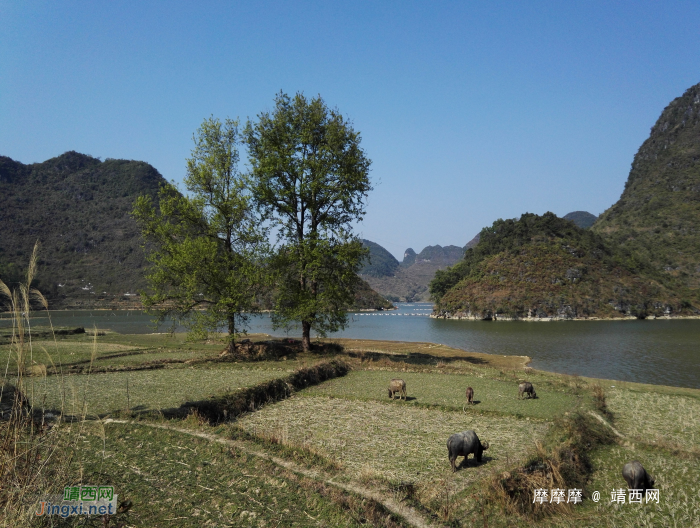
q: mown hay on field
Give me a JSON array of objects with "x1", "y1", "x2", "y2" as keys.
[
  {"x1": 606, "y1": 389, "x2": 700, "y2": 450},
  {"x1": 236, "y1": 395, "x2": 549, "y2": 487}
]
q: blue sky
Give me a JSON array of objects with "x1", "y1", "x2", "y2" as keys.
[{"x1": 2, "y1": 1, "x2": 700, "y2": 259}]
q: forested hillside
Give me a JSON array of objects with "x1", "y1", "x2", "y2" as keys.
[
  {"x1": 431, "y1": 212, "x2": 695, "y2": 319},
  {"x1": 359, "y1": 239, "x2": 400, "y2": 277},
  {"x1": 592, "y1": 82, "x2": 700, "y2": 289},
  {"x1": 0, "y1": 151, "x2": 165, "y2": 307},
  {"x1": 563, "y1": 211, "x2": 598, "y2": 229}
]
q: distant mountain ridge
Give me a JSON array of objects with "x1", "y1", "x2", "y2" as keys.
[
  {"x1": 0, "y1": 152, "x2": 391, "y2": 311},
  {"x1": 360, "y1": 240, "x2": 466, "y2": 301},
  {"x1": 563, "y1": 211, "x2": 598, "y2": 229}
]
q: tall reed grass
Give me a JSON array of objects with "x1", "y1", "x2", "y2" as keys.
[{"x1": 0, "y1": 242, "x2": 102, "y2": 526}]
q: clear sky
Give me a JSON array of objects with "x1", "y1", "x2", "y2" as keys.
[{"x1": 2, "y1": 1, "x2": 700, "y2": 260}]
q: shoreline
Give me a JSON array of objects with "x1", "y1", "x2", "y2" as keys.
[{"x1": 431, "y1": 314, "x2": 700, "y2": 322}]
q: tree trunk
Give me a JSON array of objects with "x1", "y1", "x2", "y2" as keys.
[
  {"x1": 301, "y1": 320, "x2": 312, "y2": 352},
  {"x1": 225, "y1": 314, "x2": 236, "y2": 355}
]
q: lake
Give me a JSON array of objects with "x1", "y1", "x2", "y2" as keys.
[{"x1": 2, "y1": 303, "x2": 699, "y2": 389}]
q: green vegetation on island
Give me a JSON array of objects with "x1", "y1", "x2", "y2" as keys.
[{"x1": 430, "y1": 212, "x2": 693, "y2": 319}]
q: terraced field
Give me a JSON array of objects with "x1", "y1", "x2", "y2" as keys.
[{"x1": 302, "y1": 369, "x2": 579, "y2": 419}]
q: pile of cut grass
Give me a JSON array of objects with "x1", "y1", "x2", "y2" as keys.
[{"x1": 303, "y1": 369, "x2": 579, "y2": 419}]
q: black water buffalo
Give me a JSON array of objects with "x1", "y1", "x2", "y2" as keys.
[
  {"x1": 388, "y1": 379, "x2": 407, "y2": 400},
  {"x1": 518, "y1": 382, "x2": 536, "y2": 399},
  {"x1": 447, "y1": 430, "x2": 489, "y2": 472},
  {"x1": 622, "y1": 461, "x2": 655, "y2": 492},
  {"x1": 465, "y1": 386, "x2": 474, "y2": 405}
]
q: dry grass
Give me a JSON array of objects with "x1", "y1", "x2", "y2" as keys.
[
  {"x1": 0, "y1": 242, "x2": 89, "y2": 527},
  {"x1": 236, "y1": 395, "x2": 549, "y2": 487},
  {"x1": 606, "y1": 388, "x2": 700, "y2": 450},
  {"x1": 585, "y1": 443, "x2": 700, "y2": 528},
  {"x1": 316, "y1": 337, "x2": 531, "y2": 370}
]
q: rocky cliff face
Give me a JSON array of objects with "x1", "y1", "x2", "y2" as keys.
[{"x1": 593, "y1": 82, "x2": 700, "y2": 290}]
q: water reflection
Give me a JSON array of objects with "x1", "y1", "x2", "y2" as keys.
[{"x1": 2, "y1": 303, "x2": 698, "y2": 388}]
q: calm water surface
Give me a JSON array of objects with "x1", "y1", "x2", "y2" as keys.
[{"x1": 2, "y1": 303, "x2": 698, "y2": 388}]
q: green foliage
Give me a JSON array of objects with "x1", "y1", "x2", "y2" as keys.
[
  {"x1": 360, "y1": 239, "x2": 399, "y2": 278},
  {"x1": 245, "y1": 92, "x2": 372, "y2": 349},
  {"x1": 431, "y1": 212, "x2": 690, "y2": 318},
  {"x1": 132, "y1": 117, "x2": 269, "y2": 350},
  {"x1": 431, "y1": 212, "x2": 608, "y2": 301}
]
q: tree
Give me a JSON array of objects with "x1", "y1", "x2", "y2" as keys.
[
  {"x1": 245, "y1": 92, "x2": 372, "y2": 351},
  {"x1": 133, "y1": 117, "x2": 268, "y2": 353}
]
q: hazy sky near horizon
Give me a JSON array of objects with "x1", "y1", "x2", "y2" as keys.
[{"x1": 3, "y1": 1, "x2": 700, "y2": 260}]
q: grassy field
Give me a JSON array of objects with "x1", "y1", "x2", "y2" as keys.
[
  {"x1": 24, "y1": 366, "x2": 291, "y2": 417},
  {"x1": 234, "y1": 394, "x2": 550, "y2": 520},
  {"x1": 302, "y1": 369, "x2": 580, "y2": 419},
  {"x1": 3, "y1": 330, "x2": 699, "y2": 527},
  {"x1": 23, "y1": 417, "x2": 399, "y2": 527},
  {"x1": 605, "y1": 388, "x2": 700, "y2": 450}
]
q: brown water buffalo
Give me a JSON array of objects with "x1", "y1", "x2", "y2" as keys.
[
  {"x1": 388, "y1": 379, "x2": 407, "y2": 400},
  {"x1": 622, "y1": 461, "x2": 655, "y2": 492},
  {"x1": 465, "y1": 386, "x2": 474, "y2": 405},
  {"x1": 518, "y1": 382, "x2": 536, "y2": 399},
  {"x1": 447, "y1": 430, "x2": 489, "y2": 472}
]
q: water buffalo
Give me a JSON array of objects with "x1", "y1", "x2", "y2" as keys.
[
  {"x1": 388, "y1": 379, "x2": 407, "y2": 400},
  {"x1": 518, "y1": 382, "x2": 536, "y2": 399},
  {"x1": 447, "y1": 430, "x2": 489, "y2": 472},
  {"x1": 622, "y1": 461, "x2": 655, "y2": 492},
  {"x1": 465, "y1": 386, "x2": 474, "y2": 405}
]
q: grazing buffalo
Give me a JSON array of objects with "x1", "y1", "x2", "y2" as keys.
[
  {"x1": 447, "y1": 430, "x2": 489, "y2": 472},
  {"x1": 622, "y1": 461, "x2": 655, "y2": 492},
  {"x1": 465, "y1": 386, "x2": 474, "y2": 405},
  {"x1": 518, "y1": 382, "x2": 536, "y2": 399},
  {"x1": 388, "y1": 379, "x2": 407, "y2": 400}
]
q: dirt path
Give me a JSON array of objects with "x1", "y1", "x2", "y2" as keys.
[{"x1": 103, "y1": 418, "x2": 437, "y2": 528}]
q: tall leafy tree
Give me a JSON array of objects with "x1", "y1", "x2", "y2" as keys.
[
  {"x1": 245, "y1": 92, "x2": 372, "y2": 351},
  {"x1": 133, "y1": 117, "x2": 268, "y2": 353}
]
